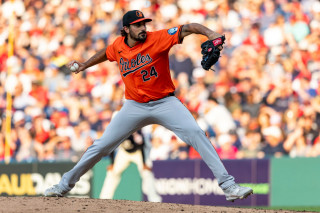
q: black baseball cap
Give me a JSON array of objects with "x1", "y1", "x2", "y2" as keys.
[{"x1": 122, "y1": 10, "x2": 152, "y2": 27}]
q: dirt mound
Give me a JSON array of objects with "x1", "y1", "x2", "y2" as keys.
[{"x1": 0, "y1": 197, "x2": 298, "y2": 213}]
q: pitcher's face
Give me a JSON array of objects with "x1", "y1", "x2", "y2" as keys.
[{"x1": 127, "y1": 21, "x2": 147, "y2": 42}]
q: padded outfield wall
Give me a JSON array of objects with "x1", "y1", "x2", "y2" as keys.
[
  {"x1": 0, "y1": 158, "x2": 319, "y2": 207},
  {"x1": 92, "y1": 159, "x2": 269, "y2": 206},
  {"x1": 270, "y1": 158, "x2": 320, "y2": 207}
]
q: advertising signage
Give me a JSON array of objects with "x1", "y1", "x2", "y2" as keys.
[
  {"x1": 152, "y1": 159, "x2": 269, "y2": 206},
  {"x1": 0, "y1": 162, "x2": 92, "y2": 197}
]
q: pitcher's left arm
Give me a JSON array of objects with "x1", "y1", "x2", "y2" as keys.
[{"x1": 179, "y1": 23, "x2": 222, "y2": 41}]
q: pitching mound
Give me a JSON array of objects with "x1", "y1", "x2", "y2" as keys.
[{"x1": 1, "y1": 197, "x2": 301, "y2": 213}]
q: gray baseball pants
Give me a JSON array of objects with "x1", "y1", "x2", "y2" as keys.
[{"x1": 59, "y1": 96, "x2": 235, "y2": 192}]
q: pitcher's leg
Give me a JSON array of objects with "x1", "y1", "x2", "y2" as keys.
[
  {"x1": 130, "y1": 150, "x2": 161, "y2": 202},
  {"x1": 153, "y1": 97, "x2": 235, "y2": 189},
  {"x1": 99, "y1": 170, "x2": 118, "y2": 199},
  {"x1": 58, "y1": 101, "x2": 147, "y2": 192},
  {"x1": 100, "y1": 148, "x2": 130, "y2": 199}
]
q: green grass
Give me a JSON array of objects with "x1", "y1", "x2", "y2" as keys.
[{"x1": 246, "y1": 206, "x2": 320, "y2": 212}]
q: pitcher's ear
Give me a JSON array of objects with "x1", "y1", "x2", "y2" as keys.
[{"x1": 123, "y1": 26, "x2": 130, "y2": 34}]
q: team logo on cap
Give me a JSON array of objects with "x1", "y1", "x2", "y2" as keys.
[{"x1": 136, "y1": 11, "x2": 143, "y2": 17}]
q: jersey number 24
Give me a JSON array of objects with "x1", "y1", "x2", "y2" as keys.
[{"x1": 141, "y1": 66, "x2": 158, "y2": 82}]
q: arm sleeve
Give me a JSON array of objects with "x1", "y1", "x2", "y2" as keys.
[
  {"x1": 154, "y1": 25, "x2": 184, "y2": 52},
  {"x1": 105, "y1": 43, "x2": 117, "y2": 62}
]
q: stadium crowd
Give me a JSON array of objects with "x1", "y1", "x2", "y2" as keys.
[{"x1": 0, "y1": 0, "x2": 319, "y2": 162}]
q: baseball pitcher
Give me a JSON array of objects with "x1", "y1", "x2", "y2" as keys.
[{"x1": 45, "y1": 10, "x2": 253, "y2": 202}]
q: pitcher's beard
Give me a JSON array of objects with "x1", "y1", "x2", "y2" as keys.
[
  {"x1": 130, "y1": 31, "x2": 147, "y2": 42},
  {"x1": 137, "y1": 35, "x2": 147, "y2": 42}
]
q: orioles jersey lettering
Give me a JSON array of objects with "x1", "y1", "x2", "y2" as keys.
[
  {"x1": 120, "y1": 53, "x2": 153, "y2": 77},
  {"x1": 106, "y1": 25, "x2": 183, "y2": 103}
]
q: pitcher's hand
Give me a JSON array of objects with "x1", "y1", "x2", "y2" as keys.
[{"x1": 67, "y1": 61, "x2": 86, "y2": 74}]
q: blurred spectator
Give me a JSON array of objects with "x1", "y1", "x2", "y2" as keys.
[
  {"x1": 216, "y1": 134, "x2": 238, "y2": 160},
  {"x1": 55, "y1": 136, "x2": 77, "y2": 162},
  {"x1": 264, "y1": 78, "x2": 292, "y2": 113},
  {"x1": 76, "y1": 120, "x2": 97, "y2": 152},
  {"x1": 149, "y1": 136, "x2": 170, "y2": 161},
  {"x1": 259, "y1": 126, "x2": 287, "y2": 158},
  {"x1": 287, "y1": 2, "x2": 310, "y2": 43},
  {"x1": 29, "y1": 108, "x2": 54, "y2": 160},
  {"x1": 283, "y1": 98, "x2": 301, "y2": 135},
  {"x1": 13, "y1": 110, "x2": 37, "y2": 162},
  {"x1": 168, "y1": 135, "x2": 188, "y2": 160},
  {"x1": 56, "y1": 116, "x2": 76, "y2": 141},
  {"x1": 83, "y1": 107, "x2": 102, "y2": 132},
  {"x1": 259, "y1": 0, "x2": 282, "y2": 31},
  {"x1": 263, "y1": 15, "x2": 287, "y2": 48},
  {"x1": 12, "y1": 81, "x2": 37, "y2": 110},
  {"x1": 242, "y1": 23, "x2": 268, "y2": 54},
  {"x1": 169, "y1": 46, "x2": 194, "y2": 83},
  {"x1": 43, "y1": 65, "x2": 67, "y2": 93},
  {"x1": 237, "y1": 130, "x2": 263, "y2": 159},
  {"x1": 283, "y1": 120, "x2": 312, "y2": 158},
  {"x1": 204, "y1": 96, "x2": 236, "y2": 135},
  {"x1": 29, "y1": 80, "x2": 49, "y2": 108},
  {"x1": 242, "y1": 87, "x2": 262, "y2": 119}
]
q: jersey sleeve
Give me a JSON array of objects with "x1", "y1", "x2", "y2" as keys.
[
  {"x1": 105, "y1": 42, "x2": 117, "y2": 62},
  {"x1": 153, "y1": 25, "x2": 184, "y2": 52}
]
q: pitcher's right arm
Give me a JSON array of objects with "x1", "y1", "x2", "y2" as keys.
[{"x1": 67, "y1": 47, "x2": 108, "y2": 74}]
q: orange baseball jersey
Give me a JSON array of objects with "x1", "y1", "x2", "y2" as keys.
[{"x1": 106, "y1": 25, "x2": 183, "y2": 103}]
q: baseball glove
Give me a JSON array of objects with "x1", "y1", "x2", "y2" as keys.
[{"x1": 201, "y1": 35, "x2": 225, "y2": 71}]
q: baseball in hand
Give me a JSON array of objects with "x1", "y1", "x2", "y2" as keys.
[{"x1": 70, "y1": 63, "x2": 79, "y2": 72}]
